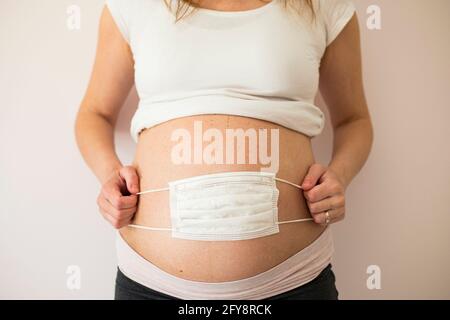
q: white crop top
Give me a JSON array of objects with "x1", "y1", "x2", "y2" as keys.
[{"x1": 105, "y1": 0, "x2": 356, "y2": 142}]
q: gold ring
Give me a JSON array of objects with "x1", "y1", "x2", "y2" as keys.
[{"x1": 325, "y1": 211, "x2": 331, "y2": 225}]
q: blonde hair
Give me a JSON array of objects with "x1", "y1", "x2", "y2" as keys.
[{"x1": 163, "y1": 0, "x2": 316, "y2": 23}]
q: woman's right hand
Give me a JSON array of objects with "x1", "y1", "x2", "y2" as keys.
[{"x1": 97, "y1": 166, "x2": 140, "y2": 229}]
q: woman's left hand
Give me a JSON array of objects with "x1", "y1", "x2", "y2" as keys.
[{"x1": 301, "y1": 164, "x2": 347, "y2": 225}]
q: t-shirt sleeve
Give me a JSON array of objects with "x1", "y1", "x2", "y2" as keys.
[
  {"x1": 105, "y1": 0, "x2": 131, "y2": 43},
  {"x1": 320, "y1": 0, "x2": 356, "y2": 46}
]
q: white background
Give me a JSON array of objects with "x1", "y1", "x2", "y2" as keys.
[{"x1": 1, "y1": 0, "x2": 449, "y2": 299}]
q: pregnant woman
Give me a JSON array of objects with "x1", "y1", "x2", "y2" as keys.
[{"x1": 75, "y1": 0, "x2": 373, "y2": 300}]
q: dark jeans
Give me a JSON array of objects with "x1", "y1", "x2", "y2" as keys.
[{"x1": 114, "y1": 264, "x2": 339, "y2": 300}]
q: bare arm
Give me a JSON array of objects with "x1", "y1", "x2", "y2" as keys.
[
  {"x1": 75, "y1": 7, "x2": 134, "y2": 183},
  {"x1": 320, "y1": 14, "x2": 373, "y2": 188},
  {"x1": 302, "y1": 14, "x2": 374, "y2": 225},
  {"x1": 75, "y1": 7, "x2": 139, "y2": 228}
]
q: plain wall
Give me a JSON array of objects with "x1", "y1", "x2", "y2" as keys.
[{"x1": 0, "y1": 0, "x2": 449, "y2": 299}]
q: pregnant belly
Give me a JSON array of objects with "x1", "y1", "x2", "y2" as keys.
[{"x1": 119, "y1": 114, "x2": 326, "y2": 282}]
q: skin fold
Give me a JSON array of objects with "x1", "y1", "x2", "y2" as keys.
[{"x1": 75, "y1": 0, "x2": 373, "y2": 282}]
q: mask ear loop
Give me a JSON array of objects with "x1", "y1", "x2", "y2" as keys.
[
  {"x1": 136, "y1": 177, "x2": 303, "y2": 195},
  {"x1": 274, "y1": 177, "x2": 303, "y2": 190},
  {"x1": 129, "y1": 176, "x2": 314, "y2": 231},
  {"x1": 126, "y1": 224, "x2": 172, "y2": 231},
  {"x1": 274, "y1": 177, "x2": 315, "y2": 224},
  {"x1": 137, "y1": 187, "x2": 169, "y2": 195},
  {"x1": 129, "y1": 187, "x2": 171, "y2": 231}
]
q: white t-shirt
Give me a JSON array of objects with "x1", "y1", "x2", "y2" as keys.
[{"x1": 105, "y1": 0, "x2": 356, "y2": 142}]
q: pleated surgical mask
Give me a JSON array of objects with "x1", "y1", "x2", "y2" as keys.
[{"x1": 128, "y1": 171, "x2": 313, "y2": 241}]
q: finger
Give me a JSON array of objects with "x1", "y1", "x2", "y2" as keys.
[
  {"x1": 331, "y1": 208, "x2": 345, "y2": 223},
  {"x1": 119, "y1": 166, "x2": 140, "y2": 195},
  {"x1": 99, "y1": 207, "x2": 119, "y2": 228},
  {"x1": 99, "y1": 207, "x2": 131, "y2": 229},
  {"x1": 304, "y1": 178, "x2": 343, "y2": 202},
  {"x1": 102, "y1": 180, "x2": 123, "y2": 201},
  {"x1": 98, "y1": 197, "x2": 134, "y2": 227},
  {"x1": 301, "y1": 164, "x2": 327, "y2": 190},
  {"x1": 303, "y1": 182, "x2": 333, "y2": 202},
  {"x1": 98, "y1": 195, "x2": 136, "y2": 220},
  {"x1": 312, "y1": 210, "x2": 332, "y2": 225},
  {"x1": 312, "y1": 208, "x2": 344, "y2": 225},
  {"x1": 308, "y1": 195, "x2": 345, "y2": 214},
  {"x1": 102, "y1": 185, "x2": 138, "y2": 210}
]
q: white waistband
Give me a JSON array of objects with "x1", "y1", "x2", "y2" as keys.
[{"x1": 116, "y1": 227, "x2": 334, "y2": 300}]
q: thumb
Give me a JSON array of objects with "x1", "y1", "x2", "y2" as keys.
[
  {"x1": 119, "y1": 166, "x2": 140, "y2": 195},
  {"x1": 301, "y1": 164, "x2": 326, "y2": 190}
]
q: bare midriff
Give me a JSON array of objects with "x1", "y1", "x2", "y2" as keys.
[{"x1": 119, "y1": 115, "x2": 326, "y2": 282}]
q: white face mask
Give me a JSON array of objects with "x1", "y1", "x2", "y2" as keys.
[{"x1": 128, "y1": 171, "x2": 313, "y2": 241}]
